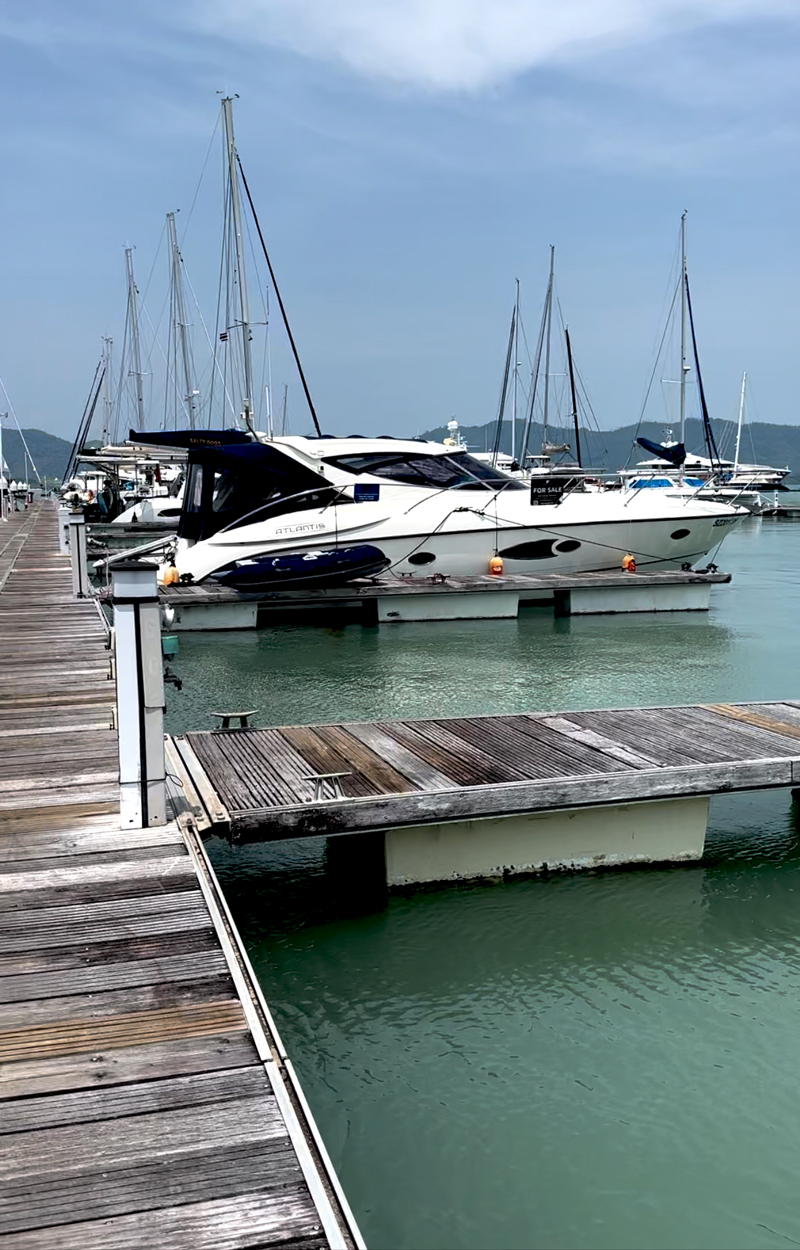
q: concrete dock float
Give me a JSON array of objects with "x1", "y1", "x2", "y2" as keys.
[
  {"x1": 154, "y1": 567, "x2": 731, "y2": 630},
  {"x1": 0, "y1": 503, "x2": 363, "y2": 1249},
  {"x1": 173, "y1": 701, "x2": 800, "y2": 885}
]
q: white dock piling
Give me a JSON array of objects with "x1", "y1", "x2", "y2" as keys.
[
  {"x1": 112, "y1": 560, "x2": 167, "y2": 828},
  {"x1": 58, "y1": 505, "x2": 71, "y2": 555},
  {"x1": 67, "y1": 512, "x2": 88, "y2": 597}
]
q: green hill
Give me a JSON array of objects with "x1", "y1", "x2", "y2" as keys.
[
  {"x1": 1, "y1": 428, "x2": 73, "y2": 486},
  {"x1": 9, "y1": 420, "x2": 800, "y2": 487},
  {"x1": 422, "y1": 419, "x2": 800, "y2": 477}
]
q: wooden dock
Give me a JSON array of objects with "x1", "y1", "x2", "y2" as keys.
[
  {"x1": 173, "y1": 700, "x2": 800, "y2": 844},
  {"x1": 0, "y1": 503, "x2": 362, "y2": 1249},
  {"x1": 154, "y1": 567, "x2": 732, "y2": 630}
]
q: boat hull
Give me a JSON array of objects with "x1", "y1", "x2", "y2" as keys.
[{"x1": 174, "y1": 497, "x2": 744, "y2": 584}]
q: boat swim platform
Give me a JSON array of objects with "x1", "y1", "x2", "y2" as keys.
[
  {"x1": 172, "y1": 700, "x2": 800, "y2": 885},
  {"x1": 158, "y1": 567, "x2": 732, "y2": 630},
  {"x1": 0, "y1": 502, "x2": 363, "y2": 1249}
]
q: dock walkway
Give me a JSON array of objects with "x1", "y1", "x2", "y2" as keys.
[
  {"x1": 175, "y1": 701, "x2": 800, "y2": 843},
  {"x1": 156, "y1": 567, "x2": 731, "y2": 630},
  {"x1": 0, "y1": 503, "x2": 360, "y2": 1249}
]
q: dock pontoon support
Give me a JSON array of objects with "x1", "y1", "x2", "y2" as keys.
[
  {"x1": 112, "y1": 560, "x2": 167, "y2": 828},
  {"x1": 67, "y1": 511, "x2": 88, "y2": 598}
]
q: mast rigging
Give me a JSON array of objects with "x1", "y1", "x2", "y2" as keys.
[
  {"x1": 124, "y1": 248, "x2": 146, "y2": 431},
  {"x1": 235, "y1": 153, "x2": 323, "y2": 438}
]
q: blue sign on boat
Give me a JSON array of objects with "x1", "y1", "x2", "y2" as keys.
[{"x1": 354, "y1": 483, "x2": 380, "y2": 502}]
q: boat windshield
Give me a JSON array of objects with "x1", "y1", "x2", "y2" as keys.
[
  {"x1": 178, "y1": 443, "x2": 336, "y2": 541},
  {"x1": 321, "y1": 451, "x2": 524, "y2": 491}
]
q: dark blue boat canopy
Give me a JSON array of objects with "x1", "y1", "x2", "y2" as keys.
[
  {"x1": 129, "y1": 428, "x2": 252, "y2": 448},
  {"x1": 187, "y1": 440, "x2": 330, "y2": 489},
  {"x1": 178, "y1": 440, "x2": 334, "y2": 542},
  {"x1": 636, "y1": 437, "x2": 687, "y2": 467}
]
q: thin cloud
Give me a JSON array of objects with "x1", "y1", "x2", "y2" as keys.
[{"x1": 196, "y1": 0, "x2": 799, "y2": 91}]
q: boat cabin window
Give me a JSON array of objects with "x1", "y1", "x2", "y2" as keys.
[
  {"x1": 178, "y1": 458, "x2": 339, "y2": 541},
  {"x1": 321, "y1": 451, "x2": 523, "y2": 490}
]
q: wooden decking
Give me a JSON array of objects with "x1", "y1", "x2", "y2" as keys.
[
  {"x1": 176, "y1": 701, "x2": 800, "y2": 842},
  {"x1": 155, "y1": 566, "x2": 731, "y2": 615},
  {"x1": 0, "y1": 504, "x2": 361, "y2": 1249}
]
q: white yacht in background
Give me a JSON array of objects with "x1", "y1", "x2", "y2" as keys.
[{"x1": 161, "y1": 432, "x2": 746, "y2": 589}]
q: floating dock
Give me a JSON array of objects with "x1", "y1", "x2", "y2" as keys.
[
  {"x1": 87, "y1": 520, "x2": 177, "y2": 551},
  {"x1": 158, "y1": 567, "x2": 731, "y2": 630},
  {"x1": 0, "y1": 503, "x2": 362, "y2": 1249},
  {"x1": 172, "y1": 701, "x2": 800, "y2": 885}
]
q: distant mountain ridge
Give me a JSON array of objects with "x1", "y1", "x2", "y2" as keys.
[
  {"x1": 5, "y1": 421, "x2": 800, "y2": 486},
  {"x1": 1, "y1": 429, "x2": 73, "y2": 484},
  {"x1": 420, "y1": 419, "x2": 800, "y2": 476}
]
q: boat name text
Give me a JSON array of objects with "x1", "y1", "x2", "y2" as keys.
[{"x1": 275, "y1": 522, "x2": 327, "y2": 536}]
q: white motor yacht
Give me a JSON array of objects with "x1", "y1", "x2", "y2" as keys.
[{"x1": 163, "y1": 434, "x2": 745, "y2": 589}]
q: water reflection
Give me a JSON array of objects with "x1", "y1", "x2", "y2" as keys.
[{"x1": 178, "y1": 519, "x2": 800, "y2": 1249}]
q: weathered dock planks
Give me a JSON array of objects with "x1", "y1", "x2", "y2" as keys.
[
  {"x1": 158, "y1": 567, "x2": 732, "y2": 607},
  {"x1": 177, "y1": 700, "x2": 800, "y2": 842},
  {"x1": 152, "y1": 566, "x2": 732, "y2": 630},
  {"x1": 0, "y1": 503, "x2": 362, "y2": 1249}
]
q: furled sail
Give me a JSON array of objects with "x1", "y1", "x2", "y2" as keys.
[{"x1": 128, "y1": 428, "x2": 252, "y2": 448}]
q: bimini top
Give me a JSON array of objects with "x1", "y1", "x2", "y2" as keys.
[
  {"x1": 129, "y1": 428, "x2": 252, "y2": 449},
  {"x1": 177, "y1": 440, "x2": 335, "y2": 542}
]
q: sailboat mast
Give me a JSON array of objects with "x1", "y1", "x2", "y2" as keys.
[
  {"x1": 679, "y1": 211, "x2": 688, "y2": 447},
  {"x1": 734, "y1": 371, "x2": 746, "y2": 472},
  {"x1": 124, "y1": 247, "x2": 146, "y2": 431},
  {"x1": 543, "y1": 245, "x2": 554, "y2": 451},
  {"x1": 101, "y1": 337, "x2": 113, "y2": 445},
  {"x1": 166, "y1": 212, "x2": 198, "y2": 430},
  {"x1": 221, "y1": 96, "x2": 255, "y2": 429},
  {"x1": 511, "y1": 278, "x2": 520, "y2": 463},
  {"x1": 565, "y1": 326, "x2": 582, "y2": 468},
  {"x1": 490, "y1": 307, "x2": 516, "y2": 467}
]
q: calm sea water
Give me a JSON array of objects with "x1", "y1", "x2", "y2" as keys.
[{"x1": 167, "y1": 517, "x2": 800, "y2": 1250}]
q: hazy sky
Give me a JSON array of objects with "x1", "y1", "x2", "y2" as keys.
[{"x1": 1, "y1": 1, "x2": 799, "y2": 444}]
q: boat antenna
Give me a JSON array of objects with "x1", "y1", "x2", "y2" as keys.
[
  {"x1": 221, "y1": 98, "x2": 256, "y2": 434},
  {"x1": 565, "y1": 326, "x2": 582, "y2": 468},
  {"x1": 542, "y1": 245, "x2": 554, "y2": 452},
  {"x1": 124, "y1": 247, "x2": 146, "y2": 431},
  {"x1": 685, "y1": 271, "x2": 721, "y2": 467},
  {"x1": 490, "y1": 306, "x2": 516, "y2": 467},
  {"x1": 235, "y1": 155, "x2": 323, "y2": 438}
]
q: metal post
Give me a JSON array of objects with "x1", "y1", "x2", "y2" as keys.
[
  {"x1": 67, "y1": 512, "x2": 89, "y2": 598},
  {"x1": 112, "y1": 561, "x2": 167, "y2": 828},
  {"x1": 58, "y1": 505, "x2": 70, "y2": 554},
  {"x1": 0, "y1": 410, "x2": 6, "y2": 523}
]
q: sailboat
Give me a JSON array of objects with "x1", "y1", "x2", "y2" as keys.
[
  {"x1": 63, "y1": 249, "x2": 188, "y2": 524},
  {"x1": 473, "y1": 252, "x2": 586, "y2": 487},
  {"x1": 140, "y1": 113, "x2": 746, "y2": 589},
  {"x1": 627, "y1": 218, "x2": 789, "y2": 509}
]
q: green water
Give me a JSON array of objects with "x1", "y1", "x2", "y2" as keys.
[{"x1": 166, "y1": 518, "x2": 800, "y2": 1250}]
